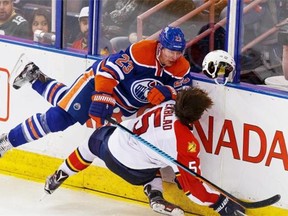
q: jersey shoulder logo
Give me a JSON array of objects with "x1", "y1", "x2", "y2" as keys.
[{"x1": 187, "y1": 141, "x2": 197, "y2": 153}]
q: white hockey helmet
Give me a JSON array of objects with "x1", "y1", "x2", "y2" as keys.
[{"x1": 202, "y1": 50, "x2": 235, "y2": 85}]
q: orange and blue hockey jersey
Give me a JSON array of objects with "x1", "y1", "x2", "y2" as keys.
[
  {"x1": 58, "y1": 40, "x2": 192, "y2": 123},
  {"x1": 7, "y1": 40, "x2": 192, "y2": 147}
]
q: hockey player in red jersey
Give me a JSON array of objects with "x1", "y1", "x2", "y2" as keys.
[
  {"x1": 0, "y1": 26, "x2": 192, "y2": 215},
  {"x1": 44, "y1": 87, "x2": 246, "y2": 216}
]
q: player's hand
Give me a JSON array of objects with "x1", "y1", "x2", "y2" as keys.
[
  {"x1": 147, "y1": 85, "x2": 177, "y2": 105},
  {"x1": 89, "y1": 91, "x2": 116, "y2": 127},
  {"x1": 210, "y1": 194, "x2": 246, "y2": 216}
]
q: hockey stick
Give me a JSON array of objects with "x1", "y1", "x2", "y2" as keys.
[{"x1": 106, "y1": 116, "x2": 280, "y2": 209}]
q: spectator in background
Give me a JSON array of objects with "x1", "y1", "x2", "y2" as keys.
[
  {"x1": 31, "y1": 8, "x2": 50, "y2": 35},
  {"x1": 276, "y1": 1, "x2": 288, "y2": 80},
  {"x1": 0, "y1": 0, "x2": 29, "y2": 39},
  {"x1": 71, "y1": 6, "x2": 112, "y2": 55},
  {"x1": 30, "y1": 8, "x2": 53, "y2": 44},
  {"x1": 71, "y1": 6, "x2": 88, "y2": 51}
]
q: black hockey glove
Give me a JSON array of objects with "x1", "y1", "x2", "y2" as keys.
[
  {"x1": 210, "y1": 194, "x2": 246, "y2": 216},
  {"x1": 278, "y1": 18, "x2": 288, "y2": 46}
]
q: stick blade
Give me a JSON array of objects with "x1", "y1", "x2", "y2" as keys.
[{"x1": 240, "y1": 194, "x2": 281, "y2": 209}]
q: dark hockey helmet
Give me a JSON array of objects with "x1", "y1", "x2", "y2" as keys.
[{"x1": 159, "y1": 26, "x2": 186, "y2": 52}]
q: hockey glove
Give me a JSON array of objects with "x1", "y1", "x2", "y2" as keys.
[
  {"x1": 278, "y1": 18, "x2": 288, "y2": 46},
  {"x1": 210, "y1": 194, "x2": 246, "y2": 216},
  {"x1": 89, "y1": 91, "x2": 116, "y2": 127},
  {"x1": 147, "y1": 85, "x2": 177, "y2": 105}
]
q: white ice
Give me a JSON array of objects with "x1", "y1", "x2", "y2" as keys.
[{"x1": 0, "y1": 174, "x2": 159, "y2": 216}]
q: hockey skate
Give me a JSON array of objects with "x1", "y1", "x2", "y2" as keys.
[
  {"x1": 144, "y1": 185, "x2": 184, "y2": 216},
  {"x1": 10, "y1": 53, "x2": 50, "y2": 89},
  {"x1": 0, "y1": 134, "x2": 13, "y2": 157},
  {"x1": 44, "y1": 170, "x2": 69, "y2": 194}
]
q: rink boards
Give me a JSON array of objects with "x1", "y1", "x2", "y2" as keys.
[{"x1": 0, "y1": 42, "x2": 288, "y2": 216}]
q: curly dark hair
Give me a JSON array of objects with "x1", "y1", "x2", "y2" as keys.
[{"x1": 174, "y1": 87, "x2": 213, "y2": 127}]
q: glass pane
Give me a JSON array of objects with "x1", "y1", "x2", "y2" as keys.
[
  {"x1": 63, "y1": 0, "x2": 89, "y2": 52},
  {"x1": 100, "y1": 0, "x2": 227, "y2": 60},
  {"x1": 183, "y1": 0, "x2": 228, "y2": 73},
  {"x1": 101, "y1": 0, "x2": 195, "y2": 53},
  {"x1": 240, "y1": 0, "x2": 286, "y2": 86},
  {"x1": 0, "y1": 0, "x2": 54, "y2": 45},
  {"x1": 99, "y1": 0, "x2": 153, "y2": 55}
]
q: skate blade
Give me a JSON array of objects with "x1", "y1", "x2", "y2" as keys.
[
  {"x1": 39, "y1": 192, "x2": 49, "y2": 202},
  {"x1": 9, "y1": 53, "x2": 30, "y2": 86}
]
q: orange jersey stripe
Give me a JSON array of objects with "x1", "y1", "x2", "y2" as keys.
[
  {"x1": 27, "y1": 117, "x2": 40, "y2": 139},
  {"x1": 85, "y1": 119, "x2": 93, "y2": 128},
  {"x1": 48, "y1": 83, "x2": 64, "y2": 104},
  {"x1": 58, "y1": 69, "x2": 94, "y2": 111}
]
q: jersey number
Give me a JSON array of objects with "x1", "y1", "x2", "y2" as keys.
[
  {"x1": 188, "y1": 161, "x2": 198, "y2": 173},
  {"x1": 115, "y1": 54, "x2": 133, "y2": 74},
  {"x1": 133, "y1": 107, "x2": 162, "y2": 135},
  {"x1": 13, "y1": 16, "x2": 26, "y2": 25}
]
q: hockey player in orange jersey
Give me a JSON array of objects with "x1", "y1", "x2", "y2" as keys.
[{"x1": 1, "y1": 26, "x2": 192, "y2": 216}]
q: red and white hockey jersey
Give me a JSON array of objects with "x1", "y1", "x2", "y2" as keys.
[{"x1": 108, "y1": 100, "x2": 219, "y2": 206}]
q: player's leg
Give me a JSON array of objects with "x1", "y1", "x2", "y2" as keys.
[
  {"x1": 0, "y1": 72, "x2": 94, "y2": 157},
  {"x1": 0, "y1": 106, "x2": 77, "y2": 157},
  {"x1": 44, "y1": 126, "x2": 184, "y2": 216},
  {"x1": 12, "y1": 61, "x2": 51, "y2": 90},
  {"x1": 12, "y1": 59, "x2": 69, "y2": 106},
  {"x1": 32, "y1": 79, "x2": 69, "y2": 106},
  {"x1": 44, "y1": 126, "x2": 115, "y2": 194},
  {"x1": 144, "y1": 176, "x2": 184, "y2": 216}
]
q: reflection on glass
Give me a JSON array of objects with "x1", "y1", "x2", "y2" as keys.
[{"x1": 240, "y1": 0, "x2": 286, "y2": 85}]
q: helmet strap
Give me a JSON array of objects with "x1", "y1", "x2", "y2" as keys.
[{"x1": 214, "y1": 77, "x2": 229, "y2": 85}]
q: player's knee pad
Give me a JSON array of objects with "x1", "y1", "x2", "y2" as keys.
[{"x1": 45, "y1": 106, "x2": 77, "y2": 132}]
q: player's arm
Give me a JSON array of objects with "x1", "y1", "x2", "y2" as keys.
[
  {"x1": 174, "y1": 132, "x2": 245, "y2": 215},
  {"x1": 89, "y1": 58, "x2": 119, "y2": 127}
]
